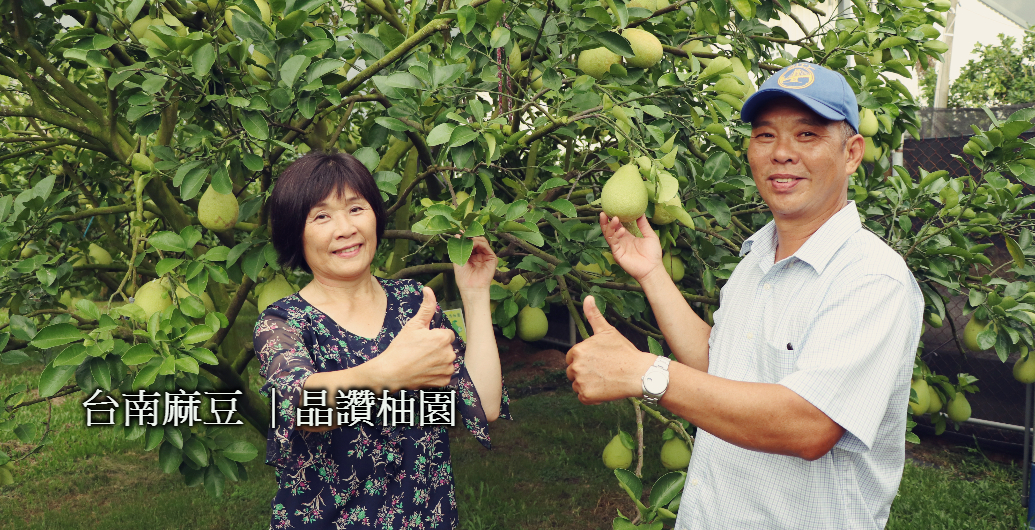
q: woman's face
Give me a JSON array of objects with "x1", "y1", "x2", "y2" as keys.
[{"x1": 302, "y1": 187, "x2": 378, "y2": 282}]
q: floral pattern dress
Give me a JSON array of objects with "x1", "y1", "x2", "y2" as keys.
[{"x1": 254, "y1": 278, "x2": 511, "y2": 529}]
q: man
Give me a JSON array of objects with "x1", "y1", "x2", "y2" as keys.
[{"x1": 565, "y1": 62, "x2": 923, "y2": 529}]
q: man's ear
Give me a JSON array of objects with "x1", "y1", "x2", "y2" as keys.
[{"x1": 845, "y1": 134, "x2": 865, "y2": 175}]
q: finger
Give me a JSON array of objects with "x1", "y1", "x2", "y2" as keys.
[
  {"x1": 566, "y1": 364, "x2": 576, "y2": 382},
  {"x1": 636, "y1": 214, "x2": 656, "y2": 240},
  {"x1": 582, "y1": 296, "x2": 612, "y2": 335},
  {"x1": 408, "y1": 287, "x2": 439, "y2": 329}
]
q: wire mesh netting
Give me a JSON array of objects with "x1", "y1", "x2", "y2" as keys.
[{"x1": 903, "y1": 103, "x2": 1034, "y2": 442}]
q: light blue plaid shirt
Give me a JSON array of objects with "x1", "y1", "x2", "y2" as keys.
[{"x1": 674, "y1": 202, "x2": 923, "y2": 530}]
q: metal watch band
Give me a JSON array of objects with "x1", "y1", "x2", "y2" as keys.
[{"x1": 641, "y1": 356, "x2": 671, "y2": 405}]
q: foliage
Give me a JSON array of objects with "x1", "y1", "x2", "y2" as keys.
[
  {"x1": 0, "y1": 0, "x2": 1032, "y2": 518},
  {"x1": 920, "y1": 32, "x2": 1035, "y2": 108}
]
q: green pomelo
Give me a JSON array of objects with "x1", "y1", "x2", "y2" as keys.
[
  {"x1": 662, "y1": 252, "x2": 684, "y2": 282},
  {"x1": 529, "y1": 68, "x2": 544, "y2": 92},
  {"x1": 627, "y1": 0, "x2": 656, "y2": 10},
  {"x1": 258, "y1": 275, "x2": 296, "y2": 311},
  {"x1": 175, "y1": 286, "x2": 215, "y2": 312},
  {"x1": 962, "y1": 316, "x2": 989, "y2": 352},
  {"x1": 859, "y1": 108, "x2": 879, "y2": 137},
  {"x1": 927, "y1": 385, "x2": 942, "y2": 414},
  {"x1": 622, "y1": 28, "x2": 663, "y2": 69},
  {"x1": 250, "y1": 51, "x2": 272, "y2": 81},
  {"x1": 909, "y1": 379, "x2": 930, "y2": 414},
  {"x1": 602, "y1": 434, "x2": 633, "y2": 470},
  {"x1": 88, "y1": 243, "x2": 112, "y2": 265},
  {"x1": 198, "y1": 185, "x2": 239, "y2": 231},
  {"x1": 578, "y1": 47, "x2": 620, "y2": 79},
  {"x1": 863, "y1": 137, "x2": 882, "y2": 163},
  {"x1": 507, "y1": 273, "x2": 527, "y2": 292},
  {"x1": 602, "y1": 165, "x2": 648, "y2": 223},
  {"x1": 1014, "y1": 348, "x2": 1035, "y2": 384},
  {"x1": 946, "y1": 393, "x2": 971, "y2": 422},
  {"x1": 517, "y1": 305, "x2": 549, "y2": 342},
  {"x1": 135, "y1": 279, "x2": 172, "y2": 318},
  {"x1": 660, "y1": 437, "x2": 692, "y2": 471}
]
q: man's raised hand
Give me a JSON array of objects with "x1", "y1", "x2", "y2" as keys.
[
  {"x1": 565, "y1": 295, "x2": 655, "y2": 405},
  {"x1": 599, "y1": 213, "x2": 665, "y2": 283}
]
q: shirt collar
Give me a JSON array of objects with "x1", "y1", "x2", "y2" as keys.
[{"x1": 740, "y1": 201, "x2": 863, "y2": 274}]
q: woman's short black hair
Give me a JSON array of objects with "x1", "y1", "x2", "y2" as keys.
[{"x1": 269, "y1": 151, "x2": 387, "y2": 273}]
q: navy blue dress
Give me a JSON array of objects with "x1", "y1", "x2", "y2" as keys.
[{"x1": 254, "y1": 278, "x2": 510, "y2": 529}]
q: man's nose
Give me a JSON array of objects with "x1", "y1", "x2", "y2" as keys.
[{"x1": 771, "y1": 136, "x2": 798, "y2": 164}]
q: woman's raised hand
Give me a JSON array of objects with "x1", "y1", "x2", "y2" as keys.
[
  {"x1": 371, "y1": 287, "x2": 456, "y2": 392},
  {"x1": 453, "y1": 236, "x2": 497, "y2": 293},
  {"x1": 600, "y1": 213, "x2": 664, "y2": 282}
]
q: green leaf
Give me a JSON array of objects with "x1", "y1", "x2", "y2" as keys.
[
  {"x1": 351, "y1": 33, "x2": 385, "y2": 59},
  {"x1": 614, "y1": 468, "x2": 643, "y2": 500},
  {"x1": 448, "y1": 237, "x2": 474, "y2": 266},
  {"x1": 699, "y1": 197, "x2": 731, "y2": 227},
  {"x1": 159, "y1": 442, "x2": 183, "y2": 473},
  {"x1": 39, "y1": 364, "x2": 77, "y2": 397},
  {"x1": 184, "y1": 437, "x2": 209, "y2": 467},
  {"x1": 31, "y1": 323, "x2": 86, "y2": 349},
  {"x1": 489, "y1": 27, "x2": 511, "y2": 48},
  {"x1": 133, "y1": 358, "x2": 162, "y2": 390},
  {"x1": 122, "y1": 343, "x2": 156, "y2": 365},
  {"x1": 240, "y1": 110, "x2": 269, "y2": 141},
  {"x1": 702, "y1": 152, "x2": 731, "y2": 182},
  {"x1": 1005, "y1": 235, "x2": 1026, "y2": 268},
  {"x1": 220, "y1": 441, "x2": 259, "y2": 462},
  {"x1": 457, "y1": 5, "x2": 478, "y2": 34},
  {"x1": 449, "y1": 126, "x2": 479, "y2": 147},
  {"x1": 547, "y1": 199, "x2": 577, "y2": 218},
  {"x1": 305, "y1": 58, "x2": 346, "y2": 85},
  {"x1": 192, "y1": 44, "x2": 216, "y2": 79},
  {"x1": 242, "y1": 153, "x2": 265, "y2": 172},
  {"x1": 353, "y1": 147, "x2": 380, "y2": 173},
  {"x1": 649, "y1": 472, "x2": 686, "y2": 508},
  {"x1": 89, "y1": 357, "x2": 112, "y2": 391},
  {"x1": 427, "y1": 123, "x2": 456, "y2": 146},
  {"x1": 592, "y1": 32, "x2": 634, "y2": 58},
  {"x1": 182, "y1": 325, "x2": 215, "y2": 345},
  {"x1": 14, "y1": 423, "x2": 35, "y2": 444},
  {"x1": 277, "y1": 9, "x2": 308, "y2": 36},
  {"x1": 149, "y1": 232, "x2": 188, "y2": 253},
  {"x1": 536, "y1": 178, "x2": 569, "y2": 193},
  {"x1": 53, "y1": 344, "x2": 88, "y2": 367},
  {"x1": 204, "y1": 466, "x2": 226, "y2": 497},
  {"x1": 156, "y1": 258, "x2": 185, "y2": 277},
  {"x1": 75, "y1": 299, "x2": 101, "y2": 321}
]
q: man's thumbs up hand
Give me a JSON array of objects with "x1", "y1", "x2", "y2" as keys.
[{"x1": 565, "y1": 295, "x2": 655, "y2": 405}]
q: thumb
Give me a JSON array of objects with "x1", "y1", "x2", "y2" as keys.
[
  {"x1": 582, "y1": 296, "x2": 612, "y2": 336},
  {"x1": 408, "y1": 287, "x2": 438, "y2": 330},
  {"x1": 636, "y1": 214, "x2": 655, "y2": 240}
]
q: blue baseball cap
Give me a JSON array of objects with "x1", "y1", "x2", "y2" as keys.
[{"x1": 740, "y1": 62, "x2": 859, "y2": 133}]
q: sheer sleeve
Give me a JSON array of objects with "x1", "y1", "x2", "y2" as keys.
[
  {"x1": 254, "y1": 303, "x2": 315, "y2": 469},
  {"x1": 430, "y1": 302, "x2": 512, "y2": 450}
]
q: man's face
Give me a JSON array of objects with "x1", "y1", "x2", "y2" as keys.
[{"x1": 747, "y1": 97, "x2": 864, "y2": 224}]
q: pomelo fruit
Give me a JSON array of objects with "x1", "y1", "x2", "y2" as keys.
[
  {"x1": 517, "y1": 305, "x2": 548, "y2": 342},
  {"x1": 660, "y1": 437, "x2": 691, "y2": 471},
  {"x1": 198, "y1": 185, "x2": 239, "y2": 231},
  {"x1": 622, "y1": 28, "x2": 663, "y2": 69},
  {"x1": 962, "y1": 316, "x2": 989, "y2": 352},
  {"x1": 578, "y1": 47, "x2": 620, "y2": 79},
  {"x1": 927, "y1": 385, "x2": 942, "y2": 414},
  {"x1": 135, "y1": 279, "x2": 173, "y2": 318},
  {"x1": 88, "y1": 243, "x2": 112, "y2": 265},
  {"x1": 662, "y1": 252, "x2": 684, "y2": 282},
  {"x1": 1014, "y1": 347, "x2": 1035, "y2": 383},
  {"x1": 258, "y1": 275, "x2": 296, "y2": 311},
  {"x1": 946, "y1": 392, "x2": 971, "y2": 422},
  {"x1": 602, "y1": 434, "x2": 633, "y2": 470},
  {"x1": 602, "y1": 165, "x2": 648, "y2": 223},
  {"x1": 909, "y1": 379, "x2": 930, "y2": 414},
  {"x1": 859, "y1": 108, "x2": 879, "y2": 137}
]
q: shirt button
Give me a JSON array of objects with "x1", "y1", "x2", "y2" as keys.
[
  {"x1": 691, "y1": 479, "x2": 700, "y2": 486},
  {"x1": 763, "y1": 283, "x2": 772, "y2": 291},
  {"x1": 745, "y1": 333, "x2": 753, "y2": 340}
]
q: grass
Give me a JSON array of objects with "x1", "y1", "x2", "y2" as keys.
[{"x1": 1, "y1": 359, "x2": 1032, "y2": 530}]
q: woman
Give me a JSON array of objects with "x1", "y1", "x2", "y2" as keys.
[{"x1": 254, "y1": 151, "x2": 508, "y2": 529}]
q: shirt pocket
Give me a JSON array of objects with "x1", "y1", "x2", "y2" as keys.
[{"x1": 763, "y1": 331, "x2": 801, "y2": 382}]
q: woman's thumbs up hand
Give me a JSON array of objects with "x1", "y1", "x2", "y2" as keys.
[{"x1": 371, "y1": 287, "x2": 457, "y2": 392}]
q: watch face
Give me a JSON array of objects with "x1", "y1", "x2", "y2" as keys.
[{"x1": 644, "y1": 373, "x2": 666, "y2": 394}]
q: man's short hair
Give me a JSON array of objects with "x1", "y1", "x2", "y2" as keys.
[{"x1": 268, "y1": 151, "x2": 387, "y2": 273}]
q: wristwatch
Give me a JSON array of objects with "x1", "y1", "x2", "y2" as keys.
[{"x1": 641, "y1": 356, "x2": 671, "y2": 405}]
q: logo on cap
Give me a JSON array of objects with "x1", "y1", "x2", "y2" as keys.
[{"x1": 777, "y1": 64, "x2": 815, "y2": 89}]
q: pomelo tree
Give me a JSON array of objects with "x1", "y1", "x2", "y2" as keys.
[{"x1": 0, "y1": 0, "x2": 1033, "y2": 516}]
